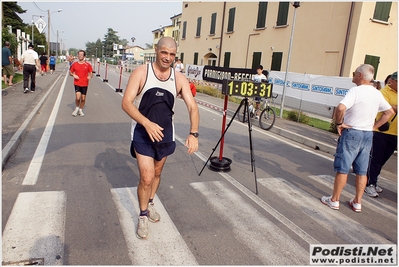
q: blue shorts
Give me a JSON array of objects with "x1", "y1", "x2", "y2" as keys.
[
  {"x1": 333, "y1": 128, "x2": 373, "y2": 175},
  {"x1": 130, "y1": 141, "x2": 176, "y2": 161}
]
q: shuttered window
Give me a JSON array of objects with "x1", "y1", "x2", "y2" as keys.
[
  {"x1": 271, "y1": 52, "x2": 283, "y2": 71},
  {"x1": 210, "y1": 13, "x2": 217, "y2": 35},
  {"x1": 373, "y1": 2, "x2": 391, "y2": 22},
  {"x1": 227, "y1": 7, "x2": 236, "y2": 32},
  {"x1": 276, "y1": 2, "x2": 289, "y2": 26},
  {"x1": 223, "y1": 52, "x2": 231, "y2": 68},
  {"x1": 256, "y1": 2, "x2": 268, "y2": 28},
  {"x1": 196, "y1": 17, "x2": 202, "y2": 37}
]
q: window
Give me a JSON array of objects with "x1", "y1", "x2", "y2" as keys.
[
  {"x1": 364, "y1": 55, "x2": 380, "y2": 79},
  {"x1": 276, "y1": 2, "x2": 289, "y2": 26},
  {"x1": 180, "y1": 53, "x2": 184, "y2": 64},
  {"x1": 271, "y1": 52, "x2": 283, "y2": 71},
  {"x1": 210, "y1": 13, "x2": 217, "y2": 35},
  {"x1": 252, "y1": 52, "x2": 262, "y2": 69},
  {"x1": 373, "y1": 2, "x2": 392, "y2": 22},
  {"x1": 256, "y1": 2, "x2": 268, "y2": 29},
  {"x1": 227, "y1": 7, "x2": 236, "y2": 32},
  {"x1": 223, "y1": 52, "x2": 231, "y2": 68},
  {"x1": 193, "y1": 52, "x2": 199, "y2": 65},
  {"x1": 182, "y1": 21, "x2": 187, "y2": 39},
  {"x1": 196, "y1": 17, "x2": 202, "y2": 37}
]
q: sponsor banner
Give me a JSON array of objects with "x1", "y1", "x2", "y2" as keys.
[
  {"x1": 310, "y1": 244, "x2": 397, "y2": 265},
  {"x1": 186, "y1": 64, "x2": 355, "y2": 106}
]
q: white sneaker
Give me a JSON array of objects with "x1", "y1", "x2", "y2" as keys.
[
  {"x1": 375, "y1": 185, "x2": 383, "y2": 193},
  {"x1": 321, "y1": 196, "x2": 339, "y2": 210},
  {"x1": 72, "y1": 108, "x2": 79, "y2": 117},
  {"x1": 78, "y1": 109, "x2": 85, "y2": 117},
  {"x1": 364, "y1": 185, "x2": 379, "y2": 197},
  {"x1": 349, "y1": 199, "x2": 361, "y2": 212},
  {"x1": 24, "y1": 88, "x2": 29, "y2": 93},
  {"x1": 136, "y1": 216, "x2": 149, "y2": 239}
]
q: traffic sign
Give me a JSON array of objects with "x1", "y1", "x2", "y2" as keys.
[{"x1": 35, "y1": 18, "x2": 47, "y2": 34}]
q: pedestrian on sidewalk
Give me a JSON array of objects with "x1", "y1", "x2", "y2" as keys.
[
  {"x1": 122, "y1": 37, "x2": 199, "y2": 239},
  {"x1": 2, "y1": 41, "x2": 15, "y2": 86},
  {"x1": 39, "y1": 52, "x2": 48, "y2": 76},
  {"x1": 20, "y1": 43, "x2": 40, "y2": 93},
  {"x1": 49, "y1": 53, "x2": 56, "y2": 74},
  {"x1": 70, "y1": 50, "x2": 93, "y2": 117},
  {"x1": 365, "y1": 71, "x2": 397, "y2": 197},
  {"x1": 321, "y1": 64, "x2": 394, "y2": 213}
]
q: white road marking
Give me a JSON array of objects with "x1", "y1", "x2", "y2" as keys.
[
  {"x1": 258, "y1": 177, "x2": 394, "y2": 244},
  {"x1": 2, "y1": 74, "x2": 63, "y2": 167},
  {"x1": 2, "y1": 191, "x2": 66, "y2": 265},
  {"x1": 22, "y1": 73, "x2": 69, "y2": 185},
  {"x1": 308, "y1": 175, "x2": 397, "y2": 219},
  {"x1": 110, "y1": 187, "x2": 198, "y2": 265},
  {"x1": 191, "y1": 181, "x2": 309, "y2": 265}
]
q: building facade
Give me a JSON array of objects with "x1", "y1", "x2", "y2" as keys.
[{"x1": 178, "y1": 2, "x2": 397, "y2": 80}]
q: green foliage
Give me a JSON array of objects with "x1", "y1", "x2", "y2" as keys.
[{"x1": 287, "y1": 110, "x2": 310, "y2": 124}]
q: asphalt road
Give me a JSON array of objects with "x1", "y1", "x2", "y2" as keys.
[{"x1": 2, "y1": 64, "x2": 397, "y2": 265}]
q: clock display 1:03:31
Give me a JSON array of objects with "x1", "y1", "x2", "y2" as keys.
[{"x1": 222, "y1": 80, "x2": 273, "y2": 97}]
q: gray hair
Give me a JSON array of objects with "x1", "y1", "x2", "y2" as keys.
[
  {"x1": 356, "y1": 64, "x2": 374, "y2": 81},
  {"x1": 5, "y1": 41, "x2": 10, "y2": 46}
]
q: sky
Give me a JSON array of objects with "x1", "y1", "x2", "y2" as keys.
[{"x1": 16, "y1": 1, "x2": 183, "y2": 50}]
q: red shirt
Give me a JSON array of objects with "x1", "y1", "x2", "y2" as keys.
[
  {"x1": 190, "y1": 82, "x2": 196, "y2": 97},
  {"x1": 70, "y1": 61, "x2": 93, "y2": 86}
]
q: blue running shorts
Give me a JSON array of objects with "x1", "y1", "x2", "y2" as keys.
[{"x1": 130, "y1": 141, "x2": 176, "y2": 161}]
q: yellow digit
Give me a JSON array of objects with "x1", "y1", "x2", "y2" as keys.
[
  {"x1": 228, "y1": 81, "x2": 233, "y2": 95},
  {"x1": 247, "y1": 82, "x2": 253, "y2": 96},
  {"x1": 259, "y1": 83, "x2": 266, "y2": 97},
  {"x1": 241, "y1": 81, "x2": 247, "y2": 96}
]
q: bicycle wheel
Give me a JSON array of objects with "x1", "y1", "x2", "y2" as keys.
[
  {"x1": 259, "y1": 106, "x2": 276, "y2": 130},
  {"x1": 237, "y1": 104, "x2": 249, "y2": 122}
]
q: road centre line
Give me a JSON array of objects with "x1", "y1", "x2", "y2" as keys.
[{"x1": 22, "y1": 72, "x2": 69, "y2": 185}]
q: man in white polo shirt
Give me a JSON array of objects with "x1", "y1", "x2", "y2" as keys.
[{"x1": 20, "y1": 43, "x2": 40, "y2": 93}]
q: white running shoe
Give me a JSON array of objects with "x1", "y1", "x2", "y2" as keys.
[
  {"x1": 78, "y1": 109, "x2": 85, "y2": 117},
  {"x1": 321, "y1": 195, "x2": 339, "y2": 210},
  {"x1": 349, "y1": 199, "x2": 361, "y2": 212},
  {"x1": 72, "y1": 108, "x2": 79, "y2": 117}
]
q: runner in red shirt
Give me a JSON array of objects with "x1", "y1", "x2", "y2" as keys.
[{"x1": 70, "y1": 50, "x2": 93, "y2": 117}]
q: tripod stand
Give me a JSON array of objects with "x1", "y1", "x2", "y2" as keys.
[{"x1": 199, "y1": 97, "x2": 259, "y2": 195}]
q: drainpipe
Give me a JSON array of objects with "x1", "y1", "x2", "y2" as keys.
[
  {"x1": 217, "y1": 2, "x2": 226, "y2": 67},
  {"x1": 340, "y1": 2, "x2": 354, "y2": 77},
  {"x1": 245, "y1": 33, "x2": 260, "y2": 68}
]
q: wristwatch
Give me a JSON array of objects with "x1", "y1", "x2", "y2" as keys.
[{"x1": 189, "y1": 132, "x2": 199, "y2": 138}]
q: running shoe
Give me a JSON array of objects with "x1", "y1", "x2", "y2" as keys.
[
  {"x1": 136, "y1": 216, "x2": 149, "y2": 239},
  {"x1": 147, "y1": 202, "x2": 160, "y2": 222},
  {"x1": 321, "y1": 195, "x2": 339, "y2": 210},
  {"x1": 364, "y1": 185, "x2": 379, "y2": 197},
  {"x1": 375, "y1": 185, "x2": 383, "y2": 193},
  {"x1": 72, "y1": 108, "x2": 79, "y2": 117},
  {"x1": 24, "y1": 88, "x2": 29, "y2": 93},
  {"x1": 348, "y1": 199, "x2": 361, "y2": 212},
  {"x1": 78, "y1": 109, "x2": 84, "y2": 117}
]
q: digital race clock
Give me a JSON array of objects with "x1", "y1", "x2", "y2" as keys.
[{"x1": 222, "y1": 79, "x2": 273, "y2": 98}]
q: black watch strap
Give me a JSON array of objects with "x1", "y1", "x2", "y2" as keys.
[{"x1": 190, "y1": 132, "x2": 199, "y2": 138}]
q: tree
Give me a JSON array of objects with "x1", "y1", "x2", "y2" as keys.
[
  {"x1": 2, "y1": 2, "x2": 27, "y2": 30},
  {"x1": 145, "y1": 43, "x2": 153, "y2": 49},
  {"x1": 2, "y1": 2, "x2": 46, "y2": 54},
  {"x1": 103, "y1": 28, "x2": 120, "y2": 57}
]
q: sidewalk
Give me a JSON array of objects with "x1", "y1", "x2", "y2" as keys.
[{"x1": 2, "y1": 65, "x2": 396, "y2": 180}]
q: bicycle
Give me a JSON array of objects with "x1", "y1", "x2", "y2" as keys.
[{"x1": 237, "y1": 94, "x2": 278, "y2": 130}]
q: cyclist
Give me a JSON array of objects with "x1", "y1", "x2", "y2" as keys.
[{"x1": 252, "y1": 65, "x2": 268, "y2": 118}]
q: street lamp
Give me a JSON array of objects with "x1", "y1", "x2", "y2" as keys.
[
  {"x1": 279, "y1": 2, "x2": 300, "y2": 118},
  {"x1": 56, "y1": 30, "x2": 64, "y2": 60},
  {"x1": 47, "y1": 9, "x2": 62, "y2": 56}
]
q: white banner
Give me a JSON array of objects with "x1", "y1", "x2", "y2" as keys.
[{"x1": 186, "y1": 64, "x2": 355, "y2": 106}]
